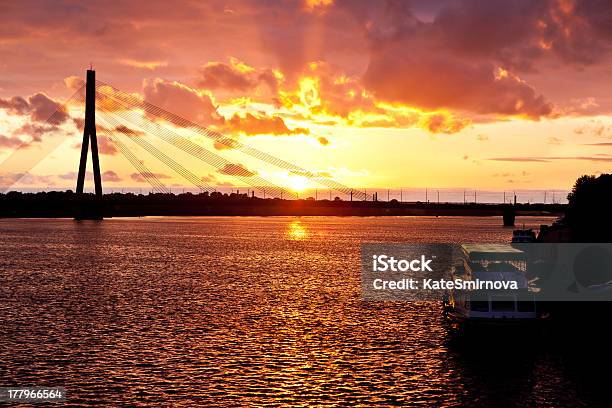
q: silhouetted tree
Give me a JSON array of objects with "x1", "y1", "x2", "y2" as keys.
[{"x1": 566, "y1": 174, "x2": 612, "y2": 241}]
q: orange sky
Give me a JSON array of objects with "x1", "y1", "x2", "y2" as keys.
[{"x1": 1, "y1": 0, "x2": 612, "y2": 195}]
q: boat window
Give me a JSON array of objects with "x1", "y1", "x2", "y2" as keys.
[{"x1": 491, "y1": 296, "x2": 516, "y2": 311}]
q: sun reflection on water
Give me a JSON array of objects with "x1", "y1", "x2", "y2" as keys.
[{"x1": 286, "y1": 220, "x2": 308, "y2": 240}]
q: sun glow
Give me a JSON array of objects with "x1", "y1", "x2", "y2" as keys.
[{"x1": 286, "y1": 174, "x2": 310, "y2": 192}]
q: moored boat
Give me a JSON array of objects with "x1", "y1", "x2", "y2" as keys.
[{"x1": 443, "y1": 244, "x2": 542, "y2": 327}]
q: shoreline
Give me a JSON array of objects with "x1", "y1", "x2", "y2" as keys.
[{"x1": 0, "y1": 193, "x2": 565, "y2": 218}]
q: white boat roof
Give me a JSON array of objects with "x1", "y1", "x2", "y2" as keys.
[{"x1": 461, "y1": 244, "x2": 525, "y2": 261}]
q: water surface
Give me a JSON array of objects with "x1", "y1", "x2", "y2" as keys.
[{"x1": 0, "y1": 216, "x2": 606, "y2": 406}]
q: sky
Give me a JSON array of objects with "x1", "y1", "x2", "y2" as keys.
[{"x1": 1, "y1": 0, "x2": 612, "y2": 197}]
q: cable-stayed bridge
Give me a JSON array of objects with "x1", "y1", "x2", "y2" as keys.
[
  {"x1": 1, "y1": 70, "x2": 370, "y2": 205},
  {"x1": 0, "y1": 70, "x2": 567, "y2": 220}
]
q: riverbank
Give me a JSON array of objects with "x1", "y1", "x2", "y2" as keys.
[{"x1": 0, "y1": 191, "x2": 565, "y2": 218}]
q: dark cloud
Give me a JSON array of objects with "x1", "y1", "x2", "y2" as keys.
[
  {"x1": 197, "y1": 59, "x2": 279, "y2": 94},
  {"x1": 114, "y1": 125, "x2": 144, "y2": 137},
  {"x1": 218, "y1": 163, "x2": 256, "y2": 177},
  {"x1": 353, "y1": 0, "x2": 612, "y2": 119},
  {"x1": 0, "y1": 93, "x2": 69, "y2": 125},
  {"x1": 213, "y1": 137, "x2": 240, "y2": 150},
  {"x1": 102, "y1": 170, "x2": 122, "y2": 182},
  {"x1": 97, "y1": 136, "x2": 119, "y2": 156},
  {"x1": 0, "y1": 96, "x2": 30, "y2": 115},
  {"x1": 28, "y1": 93, "x2": 69, "y2": 124},
  {"x1": 142, "y1": 78, "x2": 224, "y2": 126},
  {"x1": 364, "y1": 48, "x2": 552, "y2": 118},
  {"x1": 12, "y1": 123, "x2": 59, "y2": 142},
  {"x1": 227, "y1": 112, "x2": 309, "y2": 135},
  {"x1": 0, "y1": 135, "x2": 24, "y2": 149}
]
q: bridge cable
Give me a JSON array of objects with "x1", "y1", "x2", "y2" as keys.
[
  {"x1": 0, "y1": 85, "x2": 86, "y2": 192},
  {"x1": 96, "y1": 108, "x2": 216, "y2": 194},
  {"x1": 96, "y1": 94, "x2": 290, "y2": 198},
  {"x1": 95, "y1": 80, "x2": 369, "y2": 201},
  {"x1": 96, "y1": 115, "x2": 170, "y2": 194},
  {"x1": 95, "y1": 92, "x2": 290, "y2": 198}
]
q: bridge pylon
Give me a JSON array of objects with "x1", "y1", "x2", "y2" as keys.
[
  {"x1": 76, "y1": 69, "x2": 103, "y2": 196},
  {"x1": 75, "y1": 69, "x2": 103, "y2": 220}
]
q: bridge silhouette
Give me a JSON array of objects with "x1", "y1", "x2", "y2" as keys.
[
  {"x1": 0, "y1": 70, "x2": 567, "y2": 220},
  {"x1": 73, "y1": 69, "x2": 369, "y2": 202},
  {"x1": 0, "y1": 69, "x2": 373, "y2": 218}
]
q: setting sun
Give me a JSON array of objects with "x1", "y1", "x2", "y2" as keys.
[{"x1": 286, "y1": 174, "x2": 310, "y2": 192}]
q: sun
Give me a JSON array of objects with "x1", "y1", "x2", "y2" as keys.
[{"x1": 287, "y1": 175, "x2": 309, "y2": 192}]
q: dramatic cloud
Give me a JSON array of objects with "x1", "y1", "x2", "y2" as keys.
[
  {"x1": 273, "y1": 61, "x2": 472, "y2": 133},
  {"x1": 6, "y1": 0, "x2": 612, "y2": 190},
  {"x1": 96, "y1": 136, "x2": 119, "y2": 156},
  {"x1": 143, "y1": 78, "x2": 224, "y2": 126},
  {"x1": 102, "y1": 170, "x2": 122, "y2": 182},
  {"x1": 433, "y1": 0, "x2": 612, "y2": 69},
  {"x1": 12, "y1": 123, "x2": 59, "y2": 142},
  {"x1": 0, "y1": 123, "x2": 62, "y2": 151},
  {"x1": 280, "y1": 62, "x2": 378, "y2": 119},
  {"x1": 227, "y1": 112, "x2": 309, "y2": 135},
  {"x1": 364, "y1": 52, "x2": 552, "y2": 118},
  {"x1": 0, "y1": 96, "x2": 29, "y2": 115},
  {"x1": 218, "y1": 163, "x2": 256, "y2": 177},
  {"x1": 0, "y1": 93, "x2": 69, "y2": 125},
  {"x1": 64, "y1": 76, "x2": 85, "y2": 91},
  {"x1": 0, "y1": 135, "x2": 24, "y2": 149},
  {"x1": 26, "y1": 93, "x2": 69, "y2": 124},
  {"x1": 114, "y1": 125, "x2": 144, "y2": 137},
  {"x1": 212, "y1": 137, "x2": 240, "y2": 150},
  {"x1": 198, "y1": 59, "x2": 280, "y2": 94},
  {"x1": 420, "y1": 113, "x2": 470, "y2": 134}
]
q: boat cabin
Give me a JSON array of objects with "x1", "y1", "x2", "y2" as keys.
[{"x1": 444, "y1": 244, "x2": 538, "y2": 323}]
